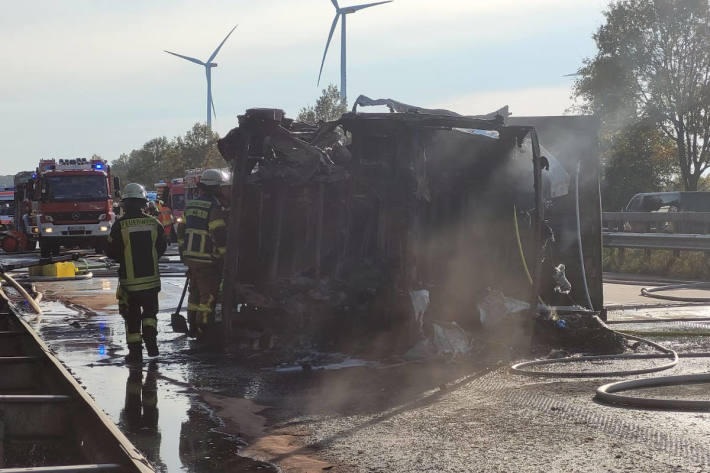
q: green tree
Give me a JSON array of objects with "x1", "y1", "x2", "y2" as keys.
[
  {"x1": 297, "y1": 84, "x2": 347, "y2": 125},
  {"x1": 178, "y1": 123, "x2": 220, "y2": 170},
  {"x1": 601, "y1": 122, "x2": 678, "y2": 210},
  {"x1": 575, "y1": 0, "x2": 710, "y2": 190},
  {"x1": 110, "y1": 153, "x2": 130, "y2": 186},
  {"x1": 110, "y1": 123, "x2": 223, "y2": 188}
]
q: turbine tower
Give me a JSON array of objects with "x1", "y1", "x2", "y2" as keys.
[
  {"x1": 165, "y1": 25, "x2": 237, "y2": 128},
  {"x1": 317, "y1": 0, "x2": 392, "y2": 102}
]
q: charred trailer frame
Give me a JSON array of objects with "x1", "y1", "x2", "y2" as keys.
[{"x1": 217, "y1": 107, "x2": 601, "y2": 351}]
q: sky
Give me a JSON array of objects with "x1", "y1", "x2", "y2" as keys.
[{"x1": 0, "y1": 0, "x2": 610, "y2": 175}]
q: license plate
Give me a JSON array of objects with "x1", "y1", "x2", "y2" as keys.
[{"x1": 67, "y1": 226, "x2": 86, "y2": 231}]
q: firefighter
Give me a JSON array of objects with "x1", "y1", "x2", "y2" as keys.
[
  {"x1": 176, "y1": 169, "x2": 230, "y2": 340},
  {"x1": 106, "y1": 183, "x2": 167, "y2": 363},
  {"x1": 156, "y1": 199, "x2": 174, "y2": 238}
]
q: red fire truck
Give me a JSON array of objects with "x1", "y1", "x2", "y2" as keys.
[
  {"x1": 155, "y1": 178, "x2": 186, "y2": 220},
  {"x1": 0, "y1": 173, "x2": 36, "y2": 252},
  {"x1": 27, "y1": 158, "x2": 119, "y2": 257},
  {"x1": 0, "y1": 187, "x2": 13, "y2": 230},
  {"x1": 184, "y1": 168, "x2": 204, "y2": 202}
]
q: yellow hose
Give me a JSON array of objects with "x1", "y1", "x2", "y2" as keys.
[
  {"x1": 513, "y1": 205, "x2": 544, "y2": 305},
  {"x1": 0, "y1": 272, "x2": 42, "y2": 314}
]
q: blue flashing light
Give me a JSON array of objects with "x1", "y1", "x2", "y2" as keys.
[
  {"x1": 93, "y1": 163, "x2": 104, "y2": 170},
  {"x1": 99, "y1": 344, "x2": 106, "y2": 355},
  {"x1": 32, "y1": 173, "x2": 37, "y2": 178}
]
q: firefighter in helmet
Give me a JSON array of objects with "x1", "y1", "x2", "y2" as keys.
[
  {"x1": 177, "y1": 169, "x2": 230, "y2": 340},
  {"x1": 106, "y1": 183, "x2": 167, "y2": 363}
]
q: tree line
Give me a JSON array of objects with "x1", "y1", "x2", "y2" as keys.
[{"x1": 110, "y1": 123, "x2": 226, "y2": 188}]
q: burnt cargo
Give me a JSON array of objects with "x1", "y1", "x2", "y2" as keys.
[{"x1": 216, "y1": 97, "x2": 601, "y2": 353}]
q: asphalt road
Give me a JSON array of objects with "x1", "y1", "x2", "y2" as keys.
[{"x1": 3, "y1": 254, "x2": 710, "y2": 473}]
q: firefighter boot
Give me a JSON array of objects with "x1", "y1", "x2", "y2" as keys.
[
  {"x1": 125, "y1": 342, "x2": 143, "y2": 364},
  {"x1": 143, "y1": 327, "x2": 159, "y2": 357},
  {"x1": 144, "y1": 338, "x2": 159, "y2": 357}
]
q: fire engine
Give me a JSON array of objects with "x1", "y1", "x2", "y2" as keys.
[
  {"x1": 184, "y1": 167, "x2": 230, "y2": 202},
  {"x1": 155, "y1": 177, "x2": 186, "y2": 223},
  {"x1": 0, "y1": 173, "x2": 38, "y2": 252},
  {"x1": 27, "y1": 158, "x2": 119, "y2": 257},
  {"x1": 0, "y1": 187, "x2": 13, "y2": 230},
  {"x1": 184, "y1": 168, "x2": 204, "y2": 202}
]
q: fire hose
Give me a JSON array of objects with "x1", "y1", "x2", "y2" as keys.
[
  {"x1": 0, "y1": 255, "x2": 82, "y2": 313},
  {"x1": 640, "y1": 282, "x2": 710, "y2": 303},
  {"x1": 0, "y1": 272, "x2": 42, "y2": 314}
]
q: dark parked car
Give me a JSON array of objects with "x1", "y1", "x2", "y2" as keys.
[
  {"x1": 623, "y1": 192, "x2": 710, "y2": 233},
  {"x1": 625, "y1": 191, "x2": 710, "y2": 212}
]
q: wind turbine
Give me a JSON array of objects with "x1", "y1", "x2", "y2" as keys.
[
  {"x1": 164, "y1": 25, "x2": 237, "y2": 129},
  {"x1": 317, "y1": 0, "x2": 392, "y2": 102}
]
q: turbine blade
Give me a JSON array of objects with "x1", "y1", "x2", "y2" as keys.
[
  {"x1": 318, "y1": 13, "x2": 340, "y2": 85},
  {"x1": 208, "y1": 24, "x2": 238, "y2": 63},
  {"x1": 562, "y1": 72, "x2": 581, "y2": 77},
  {"x1": 331, "y1": 0, "x2": 339, "y2": 9},
  {"x1": 342, "y1": 0, "x2": 392, "y2": 13},
  {"x1": 164, "y1": 50, "x2": 205, "y2": 65},
  {"x1": 211, "y1": 94, "x2": 216, "y2": 119}
]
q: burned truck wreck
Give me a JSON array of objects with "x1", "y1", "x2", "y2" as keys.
[{"x1": 216, "y1": 98, "x2": 606, "y2": 354}]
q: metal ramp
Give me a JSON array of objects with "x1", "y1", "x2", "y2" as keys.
[{"x1": 0, "y1": 294, "x2": 154, "y2": 473}]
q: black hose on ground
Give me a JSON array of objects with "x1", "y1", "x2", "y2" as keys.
[
  {"x1": 510, "y1": 340, "x2": 679, "y2": 378},
  {"x1": 596, "y1": 373, "x2": 710, "y2": 410},
  {"x1": 511, "y1": 315, "x2": 710, "y2": 410},
  {"x1": 640, "y1": 282, "x2": 710, "y2": 303}
]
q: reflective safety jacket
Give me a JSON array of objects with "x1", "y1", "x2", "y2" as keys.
[
  {"x1": 106, "y1": 210, "x2": 167, "y2": 292},
  {"x1": 156, "y1": 201, "x2": 173, "y2": 235},
  {"x1": 177, "y1": 193, "x2": 228, "y2": 265}
]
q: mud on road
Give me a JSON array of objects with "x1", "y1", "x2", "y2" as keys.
[{"x1": 13, "y1": 273, "x2": 710, "y2": 473}]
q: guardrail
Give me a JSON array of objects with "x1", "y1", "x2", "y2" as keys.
[
  {"x1": 603, "y1": 232, "x2": 710, "y2": 251},
  {"x1": 602, "y1": 212, "x2": 710, "y2": 251}
]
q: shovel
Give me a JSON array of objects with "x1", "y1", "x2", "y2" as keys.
[{"x1": 171, "y1": 274, "x2": 189, "y2": 334}]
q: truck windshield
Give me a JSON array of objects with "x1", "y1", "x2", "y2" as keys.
[{"x1": 44, "y1": 175, "x2": 108, "y2": 202}]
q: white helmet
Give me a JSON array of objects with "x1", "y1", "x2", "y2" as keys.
[
  {"x1": 122, "y1": 183, "x2": 147, "y2": 201},
  {"x1": 200, "y1": 169, "x2": 230, "y2": 187}
]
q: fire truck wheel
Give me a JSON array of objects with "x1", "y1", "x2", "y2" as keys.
[
  {"x1": 39, "y1": 238, "x2": 60, "y2": 258},
  {"x1": 94, "y1": 240, "x2": 106, "y2": 255},
  {"x1": 1, "y1": 234, "x2": 19, "y2": 252},
  {"x1": 39, "y1": 239, "x2": 50, "y2": 258}
]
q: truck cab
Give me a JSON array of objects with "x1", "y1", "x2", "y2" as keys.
[
  {"x1": 155, "y1": 178, "x2": 186, "y2": 220},
  {"x1": 33, "y1": 158, "x2": 118, "y2": 257},
  {"x1": 154, "y1": 178, "x2": 185, "y2": 241},
  {"x1": 0, "y1": 188, "x2": 14, "y2": 230}
]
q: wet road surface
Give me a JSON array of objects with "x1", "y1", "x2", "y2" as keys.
[
  {"x1": 5, "y1": 255, "x2": 710, "y2": 473},
  {"x1": 24, "y1": 276, "x2": 277, "y2": 472}
]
